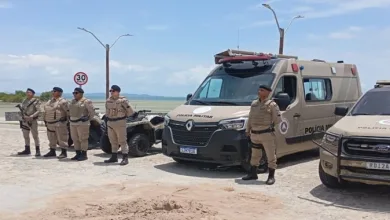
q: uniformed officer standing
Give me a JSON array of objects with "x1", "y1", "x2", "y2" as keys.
[
  {"x1": 68, "y1": 87, "x2": 95, "y2": 161},
  {"x1": 16, "y1": 88, "x2": 41, "y2": 156},
  {"x1": 104, "y1": 85, "x2": 134, "y2": 165},
  {"x1": 42, "y1": 87, "x2": 70, "y2": 159},
  {"x1": 242, "y1": 85, "x2": 281, "y2": 185}
]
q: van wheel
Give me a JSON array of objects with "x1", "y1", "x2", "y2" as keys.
[
  {"x1": 128, "y1": 133, "x2": 150, "y2": 157},
  {"x1": 319, "y1": 161, "x2": 345, "y2": 189},
  {"x1": 100, "y1": 133, "x2": 112, "y2": 154}
]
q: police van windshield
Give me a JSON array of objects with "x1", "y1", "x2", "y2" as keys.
[
  {"x1": 350, "y1": 89, "x2": 390, "y2": 115},
  {"x1": 189, "y1": 63, "x2": 275, "y2": 106}
]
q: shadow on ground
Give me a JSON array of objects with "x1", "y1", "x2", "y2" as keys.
[
  {"x1": 155, "y1": 149, "x2": 319, "y2": 178},
  {"x1": 154, "y1": 160, "x2": 243, "y2": 179},
  {"x1": 300, "y1": 183, "x2": 390, "y2": 213}
]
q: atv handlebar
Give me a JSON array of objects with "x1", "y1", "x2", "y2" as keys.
[{"x1": 137, "y1": 110, "x2": 151, "y2": 114}]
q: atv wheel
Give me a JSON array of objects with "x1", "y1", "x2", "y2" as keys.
[
  {"x1": 319, "y1": 161, "x2": 346, "y2": 189},
  {"x1": 88, "y1": 127, "x2": 101, "y2": 150},
  {"x1": 100, "y1": 133, "x2": 112, "y2": 154},
  {"x1": 128, "y1": 133, "x2": 150, "y2": 157}
]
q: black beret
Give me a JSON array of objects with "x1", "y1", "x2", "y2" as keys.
[
  {"x1": 74, "y1": 87, "x2": 84, "y2": 93},
  {"x1": 53, "y1": 87, "x2": 63, "y2": 92},
  {"x1": 111, "y1": 85, "x2": 121, "y2": 92},
  {"x1": 26, "y1": 88, "x2": 35, "y2": 94},
  {"x1": 259, "y1": 85, "x2": 272, "y2": 91}
]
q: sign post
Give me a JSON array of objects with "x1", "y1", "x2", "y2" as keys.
[{"x1": 74, "y1": 72, "x2": 88, "y2": 88}]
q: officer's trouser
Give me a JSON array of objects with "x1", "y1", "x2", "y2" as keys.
[
  {"x1": 107, "y1": 120, "x2": 128, "y2": 154},
  {"x1": 250, "y1": 132, "x2": 277, "y2": 169},
  {"x1": 70, "y1": 122, "x2": 90, "y2": 151},
  {"x1": 22, "y1": 120, "x2": 40, "y2": 146},
  {"x1": 46, "y1": 121, "x2": 69, "y2": 149}
]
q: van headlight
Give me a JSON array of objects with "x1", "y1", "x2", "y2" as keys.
[
  {"x1": 164, "y1": 115, "x2": 170, "y2": 126},
  {"x1": 218, "y1": 117, "x2": 247, "y2": 130}
]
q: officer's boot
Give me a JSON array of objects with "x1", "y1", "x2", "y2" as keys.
[
  {"x1": 57, "y1": 148, "x2": 67, "y2": 159},
  {"x1": 257, "y1": 163, "x2": 268, "y2": 174},
  {"x1": 17, "y1": 145, "x2": 31, "y2": 155},
  {"x1": 241, "y1": 166, "x2": 258, "y2": 180},
  {"x1": 265, "y1": 168, "x2": 276, "y2": 185},
  {"x1": 120, "y1": 154, "x2": 129, "y2": 166},
  {"x1": 77, "y1": 151, "x2": 88, "y2": 161},
  {"x1": 104, "y1": 153, "x2": 118, "y2": 163},
  {"x1": 43, "y1": 148, "x2": 56, "y2": 157},
  {"x1": 71, "y1": 150, "x2": 81, "y2": 160},
  {"x1": 35, "y1": 146, "x2": 41, "y2": 157}
]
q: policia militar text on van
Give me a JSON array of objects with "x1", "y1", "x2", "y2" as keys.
[{"x1": 161, "y1": 49, "x2": 362, "y2": 171}]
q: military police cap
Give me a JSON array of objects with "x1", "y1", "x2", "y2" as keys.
[
  {"x1": 111, "y1": 85, "x2": 121, "y2": 92},
  {"x1": 259, "y1": 85, "x2": 272, "y2": 92},
  {"x1": 26, "y1": 88, "x2": 35, "y2": 94},
  {"x1": 74, "y1": 87, "x2": 84, "y2": 93},
  {"x1": 52, "y1": 87, "x2": 63, "y2": 93}
]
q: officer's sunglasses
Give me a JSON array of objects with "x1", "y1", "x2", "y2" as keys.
[
  {"x1": 109, "y1": 89, "x2": 117, "y2": 93},
  {"x1": 72, "y1": 92, "x2": 79, "y2": 95}
]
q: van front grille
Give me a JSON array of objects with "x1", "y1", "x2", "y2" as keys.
[{"x1": 169, "y1": 120, "x2": 219, "y2": 146}]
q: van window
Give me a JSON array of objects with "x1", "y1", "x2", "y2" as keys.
[
  {"x1": 303, "y1": 78, "x2": 332, "y2": 101},
  {"x1": 199, "y1": 78, "x2": 223, "y2": 98},
  {"x1": 274, "y1": 75, "x2": 297, "y2": 102}
]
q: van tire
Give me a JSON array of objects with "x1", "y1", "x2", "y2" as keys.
[{"x1": 319, "y1": 161, "x2": 345, "y2": 189}]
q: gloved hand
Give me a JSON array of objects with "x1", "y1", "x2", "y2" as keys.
[{"x1": 80, "y1": 116, "x2": 89, "y2": 122}]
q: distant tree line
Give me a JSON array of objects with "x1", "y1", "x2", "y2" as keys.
[{"x1": 0, "y1": 90, "x2": 52, "y2": 103}]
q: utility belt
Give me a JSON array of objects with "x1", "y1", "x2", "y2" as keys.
[
  {"x1": 251, "y1": 127, "x2": 274, "y2": 134},
  {"x1": 69, "y1": 116, "x2": 89, "y2": 123},
  {"x1": 45, "y1": 117, "x2": 67, "y2": 124},
  {"x1": 106, "y1": 116, "x2": 127, "y2": 122}
]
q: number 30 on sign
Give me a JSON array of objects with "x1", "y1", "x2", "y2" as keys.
[{"x1": 74, "y1": 72, "x2": 88, "y2": 86}]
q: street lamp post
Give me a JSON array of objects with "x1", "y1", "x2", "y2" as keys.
[
  {"x1": 77, "y1": 27, "x2": 132, "y2": 99},
  {"x1": 261, "y1": 4, "x2": 303, "y2": 54}
]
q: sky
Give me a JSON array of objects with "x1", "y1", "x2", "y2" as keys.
[{"x1": 0, "y1": 0, "x2": 389, "y2": 97}]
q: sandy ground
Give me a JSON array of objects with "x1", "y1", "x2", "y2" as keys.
[{"x1": 1, "y1": 124, "x2": 390, "y2": 220}]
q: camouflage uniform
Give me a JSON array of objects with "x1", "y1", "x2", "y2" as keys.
[
  {"x1": 104, "y1": 85, "x2": 134, "y2": 165},
  {"x1": 69, "y1": 88, "x2": 95, "y2": 161},
  {"x1": 242, "y1": 85, "x2": 281, "y2": 185},
  {"x1": 17, "y1": 88, "x2": 42, "y2": 156},
  {"x1": 42, "y1": 87, "x2": 69, "y2": 158}
]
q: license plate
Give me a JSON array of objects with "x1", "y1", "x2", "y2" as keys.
[
  {"x1": 179, "y1": 146, "x2": 197, "y2": 154},
  {"x1": 366, "y1": 162, "x2": 390, "y2": 170}
]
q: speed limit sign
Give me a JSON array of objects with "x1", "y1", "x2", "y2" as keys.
[{"x1": 74, "y1": 72, "x2": 88, "y2": 86}]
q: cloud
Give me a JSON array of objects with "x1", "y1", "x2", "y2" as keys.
[
  {"x1": 166, "y1": 65, "x2": 216, "y2": 86},
  {"x1": 0, "y1": 1, "x2": 12, "y2": 8},
  {"x1": 307, "y1": 26, "x2": 364, "y2": 40},
  {"x1": 145, "y1": 25, "x2": 169, "y2": 31},
  {"x1": 110, "y1": 60, "x2": 160, "y2": 72},
  {"x1": 297, "y1": 0, "x2": 390, "y2": 18}
]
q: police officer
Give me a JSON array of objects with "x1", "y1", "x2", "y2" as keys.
[
  {"x1": 17, "y1": 88, "x2": 41, "y2": 156},
  {"x1": 42, "y1": 87, "x2": 70, "y2": 159},
  {"x1": 104, "y1": 85, "x2": 134, "y2": 165},
  {"x1": 242, "y1": 85, "x2": 281, "y2": 185},
  {"x1": 68, "y1": 87, "x2": 95, "y2": 161}
]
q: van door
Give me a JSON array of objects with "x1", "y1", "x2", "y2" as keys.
[
  {"x1": 298, "y1": 77, "x2": 334, "y2": 147},
  {"x1": 272, "y1": 74, "x2": 303, "y2": 156}
]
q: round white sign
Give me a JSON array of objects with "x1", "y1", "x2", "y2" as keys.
[
  {"x1": 74, "y1": 72, "x2": 88, "y2": 86},
  {"x1": 378, "y1": 119, "x2": 390, "y2": 126},
  {"x1": 279, "y1": 118, "x2": 289, "y2": 135},
  {"x1": 193, "y1": 106, "x2": 212, "y2": 114}
]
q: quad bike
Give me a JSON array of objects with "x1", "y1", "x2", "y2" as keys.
[
  {"x1": 100, "y1": 110, "x2": 165, "y2": 157},
  {"x1": 66, "y1": 108, "x2": 103, "y2": 150}
]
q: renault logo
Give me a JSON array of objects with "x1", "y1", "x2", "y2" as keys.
[
  {"x1": 185, "y1": 120, "x2": 194, "y2": 131},
  {"x1": 374, "y1": 144, "x2": 390, "y2": 153}
]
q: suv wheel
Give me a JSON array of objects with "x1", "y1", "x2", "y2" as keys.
[
  {"x1": 128, "y1": 133, "x2": 150, "y2": 157},
  {"x1": 319, "y1": 161, "x2": 346, "y2": 189}
]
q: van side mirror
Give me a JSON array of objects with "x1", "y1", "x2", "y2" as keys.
[
  {"x1": 335, "y1": 106, "x2": 348, "y2": 116},
  {"x1": 273, "y1": 93, "x2": 291, "y2": 111},
  {"x1": 186, "y1": 93, "x2": 193, "y2": 101}
]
